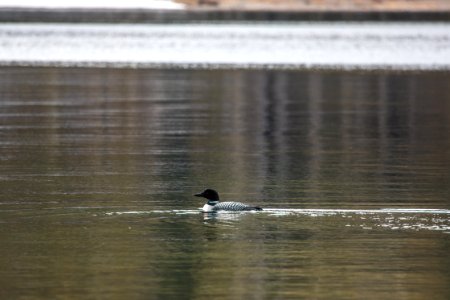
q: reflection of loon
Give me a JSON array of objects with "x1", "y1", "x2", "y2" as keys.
[{"x1": 195, "y1": 189, "x2": 263, "y2": 212}]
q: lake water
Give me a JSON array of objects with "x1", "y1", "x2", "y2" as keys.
[
  {"x1": 0, "y1": 66, "x2": 449, "y2": 299},
  {"x1": 1, "y1": 22, "x2": 450, "y2": 69}
]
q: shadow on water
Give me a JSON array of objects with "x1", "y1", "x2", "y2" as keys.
[{"x1": 0, "y1": 66, "x2": 449, "y2": 299}]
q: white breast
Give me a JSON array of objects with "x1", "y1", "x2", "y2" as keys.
[{"x1": 202, "y1": 203, "x2": 215, "y2": 212}]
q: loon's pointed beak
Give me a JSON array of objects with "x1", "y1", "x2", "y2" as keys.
[{"x1": 194, "y1": 193, "x2": 203, "y2": 197}]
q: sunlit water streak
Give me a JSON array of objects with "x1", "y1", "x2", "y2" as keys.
[
  {"x1": 0, "y1": 22, "x2": 449, "y2": 70},
  {"x1": 105, "y1": 208, "x2": 450, "y2": 233}
]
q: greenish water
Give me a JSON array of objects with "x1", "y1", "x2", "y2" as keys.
[{"x1": 0, "y1": 67, "x2": 449, "y2": 299}]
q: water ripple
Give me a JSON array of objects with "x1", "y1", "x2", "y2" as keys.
[
  {"x1": 104, "y1": 208, "x2": 450, "y2": 233},
  {"x1": 1, "y1": 22, "x2": 449, "y2": 70}
]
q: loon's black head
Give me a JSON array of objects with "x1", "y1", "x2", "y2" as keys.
[{"x1": 194, "y1": 189, "x2": 220, "y2": 201}]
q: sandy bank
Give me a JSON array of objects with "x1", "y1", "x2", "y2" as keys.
[{"x1": 177, "y1": 0, "x2": 450, "y2": 12}]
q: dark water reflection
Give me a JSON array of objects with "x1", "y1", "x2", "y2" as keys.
[{"x1": 0, "y1": 67, "x2": 449, "y2": 299}]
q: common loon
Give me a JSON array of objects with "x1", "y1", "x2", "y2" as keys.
[{"x1": 195, "y1": 189, "x2": 263, "y2": 212}]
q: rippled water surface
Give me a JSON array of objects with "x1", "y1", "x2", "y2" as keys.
[
  {"x1": 0, "y1": 67, "x2": 449, "y2": 299},
  {"x1": 1, "y1": 22, "x2": 449, "y2": 69}
]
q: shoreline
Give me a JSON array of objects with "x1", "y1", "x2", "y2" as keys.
[
  {"x1": 0, "y1": 7, "x2": 449, "y2": 22},
  {"x1": 176, "y1": 0, "x2": 450, "y2": 12}
]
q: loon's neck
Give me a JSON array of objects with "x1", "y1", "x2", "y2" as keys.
[{"x1": 202, "y1": 200, "x2": 219, "y2": 212}]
